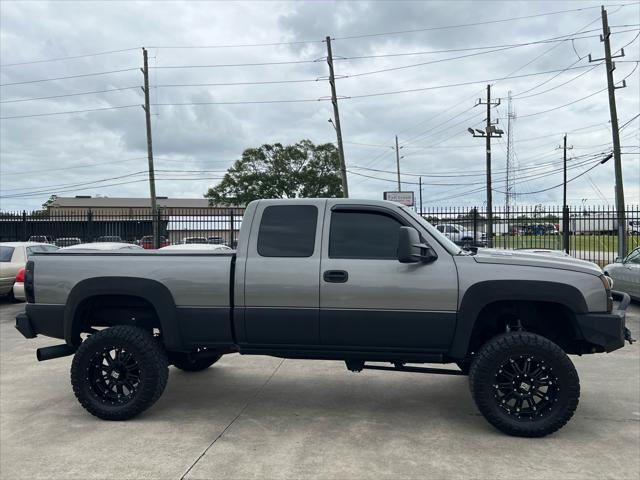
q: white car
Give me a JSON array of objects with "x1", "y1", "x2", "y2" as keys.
[
  {"x1": 1, "y1": 242, "x2": 59, "y2": 301},
  {"x1": 435, "y1": 223, "x2": 487, "y2": 247},
  {"x1": 159, "y1": 244, "x2": 233, "y2": 252},
  {"x1": 61, "y1": 242, "x2": 143, "y2": 251},
  {"x1": 604, "y1": 247, "x2": 640, "y2": 301}
]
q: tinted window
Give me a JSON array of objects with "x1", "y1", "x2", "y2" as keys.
[
  {"x1": 0, "y1": 247, "x2": 15, "y2": 262},
  {"x1": 329, "y1": 210, "x2": 402, "y2": 259},
  {"x1": 626, "y1": 249, "x2": 640, "y2": 264},
  {"x1": 257, "y1": 205, "x2": 318, "y2": 257}
]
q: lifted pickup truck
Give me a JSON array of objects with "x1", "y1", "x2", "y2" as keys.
[{"x1": 16, "y1": 199, "x2": 634, "y2": 437}]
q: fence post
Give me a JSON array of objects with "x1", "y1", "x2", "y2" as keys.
[
  {"x1": 22, "y1": 210, "x2": 27, "y2": 241},
  {"x1": 473, "y1": 207, "x2": 478, "y2": 246},
  {"x1": 562, "y1": 205, "x2": 570, "y2": 254},
  {"x1": 229, "y1": 210, "x2": 235, "y2": 247},
  {"x1": 87, "y1": 210, "x2": 93, "y2": 243},
  {"x1": 156, "y1": 208, "x2": 162, "y2": 248}
]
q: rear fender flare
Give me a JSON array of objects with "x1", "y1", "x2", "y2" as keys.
[
  {"x1": 449, "y1": 280, "x2": 588, "y2": 359},
  {"x1": 64, "y1": 277, "x2": 182, "y2": 350}
]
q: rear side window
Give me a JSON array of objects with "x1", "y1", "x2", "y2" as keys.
[
  {"x1": 329, "y1": 210, "x2": 402, "y2": 259},
  {"x1": 0, "y1": 247, "x2": 15, "y2": 262},
  {"x1": 257, "y1": 205, "x2": 318, "y2": 257}
]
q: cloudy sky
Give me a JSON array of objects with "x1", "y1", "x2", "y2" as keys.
[{"x1": 1, "y1": 0, "x2": 638, "y2": 212}]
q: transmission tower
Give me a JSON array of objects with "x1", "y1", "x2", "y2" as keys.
[{"x1": 505, "y1": 91, "x2": 516, "y2": 216}]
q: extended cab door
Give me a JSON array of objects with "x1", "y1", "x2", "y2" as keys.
[
  {"x1": 243, "y1": 200, "x2": 325, "y2": 345},
  {"x1": 319, "y1": 203, "x2": 458, "y2": 350}
]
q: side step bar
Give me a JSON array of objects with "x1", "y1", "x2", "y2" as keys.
[
  {"x1": 346, "y1": 360, "x2": 466, "y2": 376},
  {"x1": 37, "y1": 344, "x2": 77, "y2": 361}
]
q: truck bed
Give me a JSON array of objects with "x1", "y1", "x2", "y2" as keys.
[{"x1": 31, "y1": 251, "x2": 235, "y2": 308}]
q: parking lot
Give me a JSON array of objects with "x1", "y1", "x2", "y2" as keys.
[{"x1": 0, "y1": 299, "x2": 638, "y2": 480}]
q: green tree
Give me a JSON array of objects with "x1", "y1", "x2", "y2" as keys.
[
  {"x1": 41, "y1": 195, "x2": 58, "y2": 210},
  {"x1": 205, "y1": 140, "x2": 343, "y2": 205}
]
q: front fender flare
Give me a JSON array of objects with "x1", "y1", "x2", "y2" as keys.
[
  {"x1": 64, "y1": 277, "x2": 182, "y2": 350},
  {"x1": 448, "y1": 280, "x2": 589, "y2": 359}
]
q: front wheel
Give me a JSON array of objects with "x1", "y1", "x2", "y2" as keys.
[
  {"x1": 469, "y1": 332, "x2": 580, "y2": 437},
  {"x1": 70, "y1": 325, "x2": 168, "y2": 420}
]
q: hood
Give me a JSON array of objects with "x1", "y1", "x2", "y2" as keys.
[{"x1": 472, "y1": 248, "x2": 603, "y2": 276}]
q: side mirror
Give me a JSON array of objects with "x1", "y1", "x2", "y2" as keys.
[
  {"x1": 614, "y1": 256, "x2": 623, "y2": 263},
  {"x1": 398, "y1": 226, "x2": 438, "y2": 264}
]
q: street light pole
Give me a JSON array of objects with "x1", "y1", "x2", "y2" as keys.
[{"x1": 467, "y1": 85, "x2": 502, "y2": 248}]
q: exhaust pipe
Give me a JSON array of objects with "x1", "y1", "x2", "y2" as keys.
[{"x1": 37, "y1": 344, "x2": 77, "y2": 362}]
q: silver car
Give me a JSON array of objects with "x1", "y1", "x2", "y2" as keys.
[
  {"x1": 604, "y1": 247, "x2": 640, "y2": 301},
  {"x1": 61, "y1": 242, "x2": 143, "y2": 251},
  {"x1": 1, "y1": 242, "x2": 59, "y2": 301}
]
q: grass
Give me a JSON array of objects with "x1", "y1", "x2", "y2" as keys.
[{"x1": 491, "y1": 234, "x2": 640, "y2": 253}]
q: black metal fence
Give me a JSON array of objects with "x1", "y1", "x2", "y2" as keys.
[
  {"x1": 421, "y1": 204, "x2": 640, "y2": 265},
  {"x1": 0, "y1": 208, "x2": 244, "y2": 249},
  {"x1": 1, "y1": 205, "x2": 638, "y2": 264}
]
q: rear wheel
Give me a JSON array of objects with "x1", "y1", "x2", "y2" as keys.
[
  {"x1": 170, "y1": 351, "x2": 221, "y2": 372},
  {"x1": 70, "y1": 325, "x2": 168, "y2": 420},
  {"x1": 469, "y1": 332, "x2": 580, "y2": 437}
]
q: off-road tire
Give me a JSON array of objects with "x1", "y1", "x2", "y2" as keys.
[
  {"x1": 170, "y1": 352, "x2": 221, "y2": 372},
  {"x1": 456, "y1": 361, "x2": 471, "y2": 375},
  {"x1": 70, "y1": 325, "x2": 168, "y2": 420},
  {"x1": 469, "y1": 332, "x2": 580, "y2": 437}
]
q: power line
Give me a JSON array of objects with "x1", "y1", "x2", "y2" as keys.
[
  {"x1": 513, "y1": 63, "x2": 602, "y2": 99},
  {"x1": 0, "y1": 157, "x2": 148, "y2": 177},
  {"x1": 0, "y1": 170, "x2": 149, "y2": 194},
  {"x1": 619, "y1": 113, "x2": 640, "y2": 131},
  {"x1": 155, "y1": 78, "x2": 323, "y2": 88},
  {"x1": 0, "y1": 104, "x2": 139, "y2": 120},
  {"x1": 0, "y1": 47, "x2": 140, "y2": 68},
  {"x1": 351, "y1": 150, "x2": 606, "y2": 179},
  {"x1": 517, "y1": 63, "x2": 638, "y2": 118},
  {"x1": 0, "y1": 176, "x2": 226, "y2": 199},
  {"x1": 494, "y1": 159, "x2": 606, "y2": 195},
  {"x1": 0, "y1": 68, "x2": 139, "y2": 87},
  {"x1": 330, "y1": 4, "x2": 633, "y2": 40},
  {"x1": 151, "y1": 59, "x2": 323, "y2": 69},
  {"x1": 146, "y1": 39, "x2": 324, "y2": 49},
  {"x1": 333, "y1": 31, "x2": 607, "y2": 60},
  {"x1": 344, "y1": 64, "x2": 608, "y2": 100},
  {"x1": 0, "y1": 86, "x2": 141, "y2": 104}
]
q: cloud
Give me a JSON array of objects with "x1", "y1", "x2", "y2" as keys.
[{"x1": 1, "y1": 0, "x2": 638, "y2": 212}]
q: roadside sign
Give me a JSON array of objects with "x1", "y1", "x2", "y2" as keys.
[{"x1": 383, "y1": 191, "x2": 414, "y2": 206}]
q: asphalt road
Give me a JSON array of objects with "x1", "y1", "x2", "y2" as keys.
[{"x1": 1, "y1": 300, "x2": 638, "y2": 480}]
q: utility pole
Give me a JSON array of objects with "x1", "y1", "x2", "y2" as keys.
[
  {"x1": 558, "y1": 134, "x2": 573, "y2": 254},
  {"x1": 589, "y1": 5, "x2": 627, "y2": 256},
  {"x1": 467, "y1": 84, "x2": 502, "y2": 248},
  {"x1": 325, "y1": 36, "x2": 349, "y2": 198},
  {"x1": 395, "y1": 135, "x2": 402, "y2": 191},
  {"x1": 141, "y1": 48, "x2": 158, "y2": 248}
]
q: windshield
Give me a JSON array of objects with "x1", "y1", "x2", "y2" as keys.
[{"x1": 400, "y1": 206, "x2": 462, "y2": 255}]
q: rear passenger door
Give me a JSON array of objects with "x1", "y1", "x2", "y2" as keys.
[{"x1": 243, "y1": 201, "x2": 324, "y2": 346}]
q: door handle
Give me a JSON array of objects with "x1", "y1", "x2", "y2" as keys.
[{"x1": 323, "y1": 270, "x2": 348, "y2": 283}]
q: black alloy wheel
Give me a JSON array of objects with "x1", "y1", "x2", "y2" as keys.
[
  {"x1": 71, "y1": 325, "x2": 168, "y2": 420},
  {"x1": 469, "y1": 332, "x2": 580, "y2": 437}
]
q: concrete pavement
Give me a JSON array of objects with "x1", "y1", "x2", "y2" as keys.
[{"x1": 1, "y1": 300, "x2": 638, "y2": 480}]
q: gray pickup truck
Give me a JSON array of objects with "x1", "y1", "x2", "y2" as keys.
[{"x1": 16, "y1": 198, "x2": 633, "y2": 437}]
